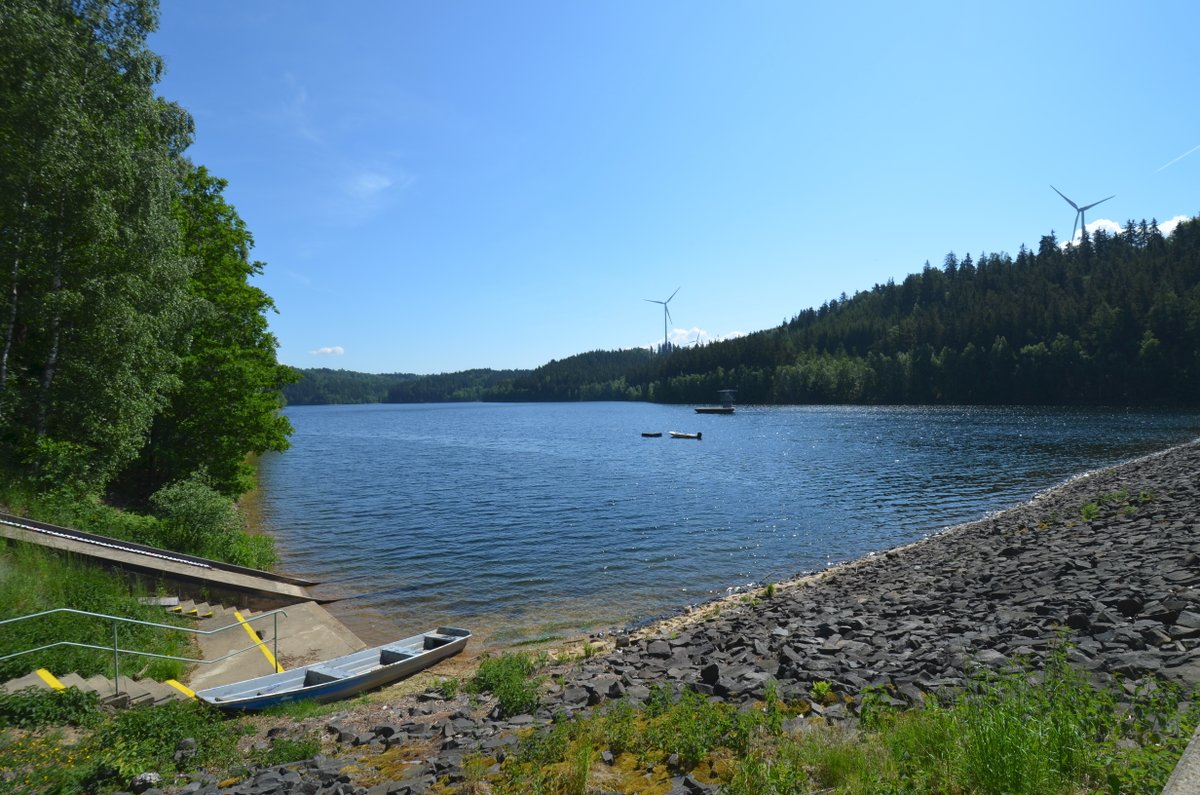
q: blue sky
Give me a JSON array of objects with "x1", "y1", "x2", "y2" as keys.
[{"x1": 150, "y1": 1, "x2": 1199, "y2": 374}]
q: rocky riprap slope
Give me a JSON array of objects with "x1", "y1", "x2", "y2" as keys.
[
  {"x1": 155, "y1": 439, "x2": 1200, "y2": 795},
  {"x1": 587, "y1": 438, "x2": 1200, "y2": 715}
]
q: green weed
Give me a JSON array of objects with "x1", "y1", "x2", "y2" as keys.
[
  {"x1": 810, "y1": 679, "x2": 834, "y2": 704},
  {"x1": 469, "y1": 652, "x2": 542, "y2": 718},
  {"x1": 435, "y1": 676, "x2": 461, "y2": 699},
  {"x1": 260, "y1": 697, "x2": 337, "y2": 721},
  {"x1": 251, "y1": 733, "x2": 321, "y2": 766}
]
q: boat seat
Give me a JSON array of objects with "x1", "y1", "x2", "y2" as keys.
[
  {"x1": 379, "y1": 647, "x2": 415, "y2": 665},
  {"x1": 423, "y1": 634, "x2": 452, "y2": 650},
  {"x1": 303, "y1": 665, "x2": 344, "y2": 686}
]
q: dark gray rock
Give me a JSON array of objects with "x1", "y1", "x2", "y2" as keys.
[{"x1": 129, "y1": 772, "x2": 161, "y2": 794}]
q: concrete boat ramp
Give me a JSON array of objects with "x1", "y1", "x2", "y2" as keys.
[{"x1": 0, "y1": 512, "x2": 370, "y2": 703}]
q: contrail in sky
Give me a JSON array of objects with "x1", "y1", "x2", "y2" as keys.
[{"x1": 1154, "y1": 142, "x2": 1200, "y2": 173}]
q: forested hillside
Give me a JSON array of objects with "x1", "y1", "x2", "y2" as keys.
[
  {"x1": 0, "y1": 0, "x2": 295, "y2": 510},
  {"x1": 282, "y1": 368, "x2": 527, "y2": 405},
  {"x1": 283, "y1": 368, "x2": 419, "y2": 405},
  {"x1": 286, "y1": 220, "x2": 1199, "y2": 407},
  {"x1": 649, "y1": 221, "x2": 1199, "y2": 405}
]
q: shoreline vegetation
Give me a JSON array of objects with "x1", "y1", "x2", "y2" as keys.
[{"x1": 4, "y1": 437, "x2": 1200, "y2": 793}]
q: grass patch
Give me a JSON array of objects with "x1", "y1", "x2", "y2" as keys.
[
  {"x1": 0, "y1": 687, "x2": 102, "y2": 730},
  {"x1": 0, "y1": 544, "x2": 192, "y2": 681},
  {"x1": 251, "y1": 733, "x2": 321, "y2": 766},
  {"x1": 259, "y1": 697, "x2": 340, "y2": 721},
  {"x1": 435, "y1": 676, "x2": 460, "y2": 699}
]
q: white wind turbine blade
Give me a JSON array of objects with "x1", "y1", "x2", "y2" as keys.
[
  {"x1": 1051, "y1": 185, "x2": 1080, "y2": 211},
  {"x1": 1080, "y1": 195, "x2": 1115, "y2": 212}
]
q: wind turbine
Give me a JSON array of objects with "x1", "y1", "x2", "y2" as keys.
[
  {"x1": 1051, "y1": 185, "x2": 1115, "y2": 244},
  {"x1": 644, "y1": 287, "x2": 679, "y2": 352}
]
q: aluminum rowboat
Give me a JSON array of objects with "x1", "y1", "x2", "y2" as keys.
[{"x1": 194, "y1": 626, "x2": 470, "y2": 711}]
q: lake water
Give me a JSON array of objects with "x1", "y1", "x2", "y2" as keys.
[{"x1": 256, "y1": 403, "x2": 1200, "y2": 646}]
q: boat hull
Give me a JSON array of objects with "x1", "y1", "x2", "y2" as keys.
[
  {"x1": 694, "y1": 406, "x2": 734, "y2": 414},
  {"x1": 194, "y1": 626, "x2": 470, "y2": 711}
]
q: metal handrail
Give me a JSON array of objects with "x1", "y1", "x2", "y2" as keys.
[{"x1": 0, "y1": 607, "x2": 290, "y2": 694}]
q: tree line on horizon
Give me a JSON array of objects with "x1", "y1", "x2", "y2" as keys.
[
  {"x1": 287, "y1": 217, "x2": 1200, "y2": 408},
  {"x1": 1, "y1": 0, "x2": 296, "y2": 508}
]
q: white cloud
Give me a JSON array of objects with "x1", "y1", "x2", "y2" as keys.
[
  {"x1": 311, "y1": 346, "x2": 345, "y2": 356},
  {"x1": 1160, "y1": 215, "x2": 1194, "y2": 237},
  {"x1": 346, "y1": 171, "x2": 393, "y2": 198},
  {"x1": 640, "y1": 327, "x2": 748, "y2": 350},
  {"x1": 1082, "y1": 218, "x2": 1122, "y2": 240},
  {"x1": 324, "y1": 166, "x2": 413, "y2": 226},
  {"x1": 1064, "y1": 214, "x2": 1196, "y2": 247}
]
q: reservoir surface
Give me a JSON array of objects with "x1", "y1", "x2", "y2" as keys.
[{"x1": 256, "y1": 403, "x2": 1200, "y2": 645}]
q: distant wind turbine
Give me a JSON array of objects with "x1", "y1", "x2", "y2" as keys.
[
  {"x1": 644, "y1": 287, "x2": 679, "y2": 352},
  {"x1": 1051, "y1": 185, "x2": 1114, "y2": 243}
]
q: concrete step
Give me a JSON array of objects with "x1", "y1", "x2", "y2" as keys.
[
  {"x1": 138, "y1": 596, "x2": 179, "y2": 607},
  {"x1": 0, "y1": 671, "x2": 53, "y2": 694},
  {"x1": 58, "y1": 673, "x2": 93, "y2": 692},
  {"x1": 0, "y1": 669, "x2": 192, "y2": 709},
  {"x1": 116, "y1": 676, "x2": 158, "y2": 707},
  {"x1": 142, "y1": 679, "x2": 189, "y2": 705},
  {"x1": 169, "y1": 599, "x2": 215, "y2": 620}
]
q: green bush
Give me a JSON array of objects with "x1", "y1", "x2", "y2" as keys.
[
  {"x1": 149, "y1": 472, "x2": 275, "y2": 568},
  {"x1": 645, "y1": 688, "x2": 748, "y2": 770},
  {"x1": 469, "y1": 652, "x2": 541, "y2": 718},
  {"x1": 150, "y1": 473, "x2": 243, "y2": 552}
]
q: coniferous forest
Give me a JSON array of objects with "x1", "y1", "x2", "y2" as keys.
[
  {"x1": 289, "y1": 219, "x2": 1200, "y2": 407},
  {"x1": 1, "y1": 0, "x2": 296, "y2": 506}
]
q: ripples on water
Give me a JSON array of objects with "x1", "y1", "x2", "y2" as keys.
[{"x1": 257, "y1": 403, "x2": 1200, "y2": 645}]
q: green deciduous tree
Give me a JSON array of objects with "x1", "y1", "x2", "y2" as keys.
[
  {"x1": 114, "y1": 165, "x2": 297, "y2": 500},
  {"x1": 2, "y1": 0, "x2": 293, "y2": 509},
  {"x1": 1, "y1": 0, "x2": 193, "y2": 493}
]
